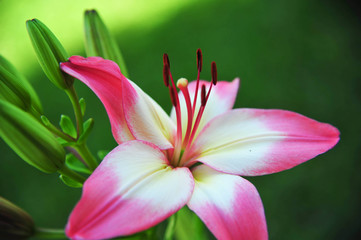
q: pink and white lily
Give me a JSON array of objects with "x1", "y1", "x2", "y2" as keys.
[{"x1": 60, "y1": 51, "x2": 339, "y2": 240}]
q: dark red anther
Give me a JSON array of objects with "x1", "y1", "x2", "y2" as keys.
[
  {"x1": 163, "y1": 53, "x2": 170, "y2": 67},
  {"x1": 196, "y1": 48, "x2": 203, "y2": 72},
  {"x1": 169, "y1": 87, "x2": 177, "y2": 107},
  {"x1": 163, "y1": 64, "x2": 170, "y2": 87},
  {"x1": 201, "y1": 84, "x2": 207, "y2": 106},
  {"x1": 211, "y1": 61, "x2": 217, "y2": 85}
]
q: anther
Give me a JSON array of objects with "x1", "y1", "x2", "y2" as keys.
[
  {"x1": 196, "y1": 49, "x2": 203, "y2": 72},
  {"x1": 201, "y1": 84, "x2": 207, "y2": 106},
  {"x1": 169, "y1": 87, "x2": 177, "y2": 107},
  {"x1": 163, "y1": 63, "x2": 170, "y2": 87},
  {"x1": 163, "y1": 53, "x2": 170, "y2": 67},
  {"x1": 211, "y1": 61, "x2": 217, "y2": 85}
]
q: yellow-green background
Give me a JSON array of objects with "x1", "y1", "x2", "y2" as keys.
[{"x1": 1, "y1": 0, "x2": 360, "y2": 239}]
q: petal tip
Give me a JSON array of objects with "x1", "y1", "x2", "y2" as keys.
[{"x1": 232, "y1": 77, "x2": 240, "y2": 85}]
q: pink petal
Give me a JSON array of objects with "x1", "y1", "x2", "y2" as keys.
[
  {"x1": 61, "y1": 56, "x2": 175, "y2": 149},
  {"x1": 66, "y1": 140, "x2": 194, "y2": 240},
  {"x1": 188, "y1": 165, "x2": 268, "y2": 240},
  {"x1": 191, "y1": 109, "x2": 339, "y2": 176},
  {"x1": 171, "y1": 78, "x2": 240, "y2": 138}
]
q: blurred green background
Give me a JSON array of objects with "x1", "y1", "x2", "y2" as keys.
[{"x1": 1, "y1": 0, "x2": 360, "y2": 239}]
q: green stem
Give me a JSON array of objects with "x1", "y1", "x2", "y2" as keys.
[
  {"x1": 33, "y1": 228, "x2": 66, "y2": 239},
  {"x1": 164, "y1": 214, "x2": 176, "y2": 240},
  {"x1": 43, "y1": 119, "x2": 76, "y2": 142},
  {"x1": 75, "y1": 143, "x2": 98, "y2": 170},
  {"x1": 58, "y1": 164, "x2": 86, "y2": 183},
  {"x1": 65, "y1": 84, "x2": 98, "y2": 171},
  {"x1": 29, "y1": 105, "x2": 42, "y2": 120},
  {"x1": 65, "y1": 86, "x2": 83, "y2": 136}
]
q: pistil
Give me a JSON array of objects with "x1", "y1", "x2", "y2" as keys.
[{"x1": 177, "y1": 78, "x2": 193, "y2": 149}]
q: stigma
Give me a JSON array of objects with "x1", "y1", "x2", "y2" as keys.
[{"x1": 162, "y1": 49, "x2": 218, "y2": 167}]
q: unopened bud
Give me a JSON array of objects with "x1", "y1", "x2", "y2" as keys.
[
  {"x1": 0, "y1": 56, "x2": 43, "y2": 114},
  {"x1": 0, "y1": 196, "x2": 35, "y2": 240},
  {"x1": 0, "y1": 100, "x2": 65, "y2": 173},
  {"x1": 84, "y1": 10, "x2": 129, "y2": 77},
  {"x1": 26, "y1": 19, "x2": 73, "y2": 89}
]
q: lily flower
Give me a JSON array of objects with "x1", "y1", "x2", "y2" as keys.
[{"x1": 60, "y1": 50, "x2": 339, "y2": 240}]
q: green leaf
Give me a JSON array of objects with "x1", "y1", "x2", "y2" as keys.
[
  {"x1": 78, "y1": 118, "x2": 94, "y2": 143},
  {"x1": 59, "y1": 114, "x2": 77, "y2": 138},
  {"x1": 84, "y1": 9, "x2": 129, "y2": 77},
  {"x1": 59, "y1": 174, "x2": 83, "y2": 188},
  {"x1": 79, "y1": 98, "x2": 86, "y2": 116},
  {"x1": 66, "y1": 153, "x2": 92, "y2": 174}
]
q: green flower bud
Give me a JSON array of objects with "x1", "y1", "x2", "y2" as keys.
[
  {"x1": 84, "y1": 9, "x2": 129, "y2": 77},
  {"x1": 26, "y1": 19, "x2": 73, "y2": 89},
  {"x1": 0, "y1": 66, "x2": 31, "y2": 112},
  {"x1": 0, "y1": 196, "x2": 35, "y2": 240},
  {"x1": 0, "y1": 56, "x2": 43, "y2": 114},
  {"x1": 0, "y1": 100, "x2": 65, "y2": 173}
]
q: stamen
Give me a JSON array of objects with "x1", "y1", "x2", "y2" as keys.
[
  {"x1": 186, "y1": 105, "x2": 204, "y2": 152},
  {"x1": 192, "y1": 49, "x2": 202, "y2": 115},
  {"x1": 205, "y1": 62, "x2": 217, "y2": 102},
  {"x1": 169, "y1": 86, "x2": 177, "y2": 107},
  {"x1": 201, "y1": 84, "x2": 207, "y2": 106},
  {"x1": 184, "y1": 83, "x2": 207, "y2": 153},
  {"x1": 163, "y1": 60, "x2": 170, "y2": 87},
  {"x1": 196, "y1": 48, "x2": 203, "y2": 72},
  {"x1": 164, "y1": 53, "x2": 182, "y2": 164},
  {"x1": 163, "y1": 53, "x2": 170, "y2": 67},
  {"x1": 186, "y1": 82, "x2": 213, "y2": 154},
  {"x1": 169, "y1": 73, "x2": 182, "y2": 147},
  {"x1": 162, "y1": 50, "x2": 220, "y2": 167},
  {"x1": 211, "y1": 61, "x2": 217, "y2": 85},
  {"x1": 164, "y1": 53, "x2": 180, "y2": 111}
]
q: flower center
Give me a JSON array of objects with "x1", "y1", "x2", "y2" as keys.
[{"x1": 162, "y1": 49, "x2": 218, "y2": 168}]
